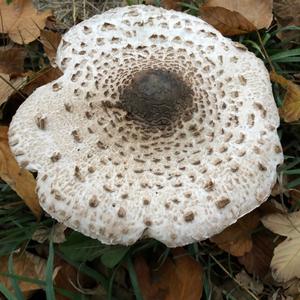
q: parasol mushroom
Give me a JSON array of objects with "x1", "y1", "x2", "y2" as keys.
[{"x1": 9, "y1": 5, "x2": 283, "y2": 247}]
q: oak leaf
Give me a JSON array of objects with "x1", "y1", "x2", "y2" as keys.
[
  {"x1": 201, "y1": 0, "x2": 273, "y2": 33},
  {"x1": 134, "y1": 248, "x2": 203, "y2": 300},
  {"x1": 0, "y1": 252, "x2": 46, "y2": 297},
  {"x1": 262, "y1": 211, "x2": 300, "y2": 282},
  {"x1": 270, "y1": 71, "x2": 300, "y2": 122},
  {"x1": 0, "y1": 47, "x2": 26, "y2": 75},
  {"x1": 0, "y1": 126, "x2": 41, "y2": 218},
  {"x1": 40, "y1": 30, "x2": 61, "y2": 66},
  {"x1": 0, "y1": 0, "x2": 52, "y2": 44},
  {"x1": 210, "y1": 210, "x2": 260, "y2": 256}
]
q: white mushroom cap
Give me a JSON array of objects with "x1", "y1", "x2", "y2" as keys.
[{"x1": 9, "y1": 5, "x2": 283, "y2": 247}]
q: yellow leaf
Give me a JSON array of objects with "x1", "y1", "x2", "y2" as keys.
[
  {"x1": 0, "y1": 74, "x2": 27, "y2": 106},
  {"x1": 199, "y1": 6, "x2": 256, "y2": 36},
  {"x1": 0, "y1": 252, "x2": 46, "y2": 297},
  {"x1": 0, "y1": 126, "x2": 41, "y2": 218},
  {"x1": 262, "y1": 212, "x2": 300, "y2": 238},
  {"x1": 201, "y1": 0, "x2": 273, "y2": 32},
  {"x1": 0, "y1": 0, "x2": 52, "y2": 44},
  {"x1": 270, "y1": 71, "x2": 300, "y2": 122},
  {"x1": 271, "y1": 237, "x2": 300, "y2": 282},
  {"x1": 210, "y1": 210, "x2": 260, "y2": 256}
]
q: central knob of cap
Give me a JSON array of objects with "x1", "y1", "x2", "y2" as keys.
[{"x1": 120, "y1": 69, "x2": 193, "y2": 127}]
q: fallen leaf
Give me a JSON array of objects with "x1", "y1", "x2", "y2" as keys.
[
  {"x1": 262, "y1": 211, "x2": 300, "y2": 282},
  {"x1": 201, "y1": 0, "x2": 273, "y2": 33},
  {"x1": 0, "y1": 73, "x2": 27, "y2": 106},
  {"x1": 200, "y1": 6, "x2": 256, "y2": 36},
  {"x1": 270, "y1": 71, "x2": 300, "y2": 122},
  {"x1": 0, "y1": 252, "x2": 46, "y2": 297},
  {"x1": 0, "y1": 47, "x2": 26, "y2": 74},
  {"x1": 271, "y1": 237, "x2": 300, "y2": 282},
  {"x1": 40, "y1": 30, "x2": 61, "y2": 66},
  {"x1": 22, "y1": 67, "x2": 62, "y2": 96},
  {"x1": 274, "y1": 0, "x2": 300, "y2": 42},
  {"x1": 262, "y1": 212, "x2": 300, "y2": 238},
  {"x1": 0, "y1": 126, "x2": 41, "y2": 218},
  {"x1": 0, "y1": 0, "x2": 52, "y2": 44},
  {"x1": 134, "y1": 248, "x2": 203, "y2": 300},
  {"x1": 238, "y1": 232, "x2": 275, "y2": 278},
  {"x1": 210, "y1": 210, "x2": 260, "y2": 256}
]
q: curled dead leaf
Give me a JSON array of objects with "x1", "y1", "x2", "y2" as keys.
[
  {"x1": 270, "y1": 71, "x2": 300, "y2": 122},
  {"x1": 0, "y1": 126, "x2": 41, "y2": 218},
  {"x1": 201, "y1": 0, "x2": 273, "y2": 33},
  {"x1": 210, "y1": 210, "x2": 260, "y2": 256},
  {"x1": 200, "y1": 5, "x2": 256, "y2": 36},
  {"x1": 0, "y1": 0, "x2": 52, "y2": 44},
  {"x1": 134, "y1": 248, "x2": 203, "y2": 300}
]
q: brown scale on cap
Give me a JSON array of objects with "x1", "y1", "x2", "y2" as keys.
[{"x1": 8, "y1": 5, "x2": 283, "y2": 248}]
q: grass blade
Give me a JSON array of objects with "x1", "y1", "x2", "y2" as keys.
[
  {"x1": 127, "y1": 256, "x2": 143, "y2": 300},
  {"x1": 8, "y1": 254, "x2": 24, "y2": 300},
  {"x1": 0, "y1": 282, "x2": 17, "y2": 300},
  {"x1": 45, "y1": 240, "x2": 55, "y2": 300}
]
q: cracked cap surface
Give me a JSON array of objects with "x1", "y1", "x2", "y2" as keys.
[{"x1": 9, "y1": 5, "x2": 283, "y2": 247}]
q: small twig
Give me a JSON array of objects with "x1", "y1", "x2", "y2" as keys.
[
  {"x1": 256, "y1": 30, "x2": 275, "y2": 72},
  {"x1": 209, "y1": 254, "x2": 260, "y2": 300}
]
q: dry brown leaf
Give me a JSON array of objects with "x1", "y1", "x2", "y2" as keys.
[
  {"x1": 0, "y1": 126, "x2": 41, "y2": 218},
  {"x1": 40, "y1": 30, "x2": 61, "y2": 66},
  {"x1": 0, "y1": 47, "x2": 26, "y2": 74},
  {"x1": 238, "y1": 233, "x2": 275, "y2": 278},
  {"x1": 135, "y1": 248, "x2": 203, "y2": 300},
  {"x1": 270, "y1": 71, "x2": 300, "y2": 122},
  {"x1": 0, "y1": 0, "x2": 52, "y2": 44},
  {"x1": 202, "y1": 0, "x2": 273, "y2": 31},
  {"x1": 210, "y1": 210, "x2": 260, "y2": 256},
  {"x1": 22, "y1": 67, "x2": 62, "y2": 96},
  {"x1": 274, "y1": 0, "x2": 300, "y2": 42},
  {"x1": 200, "y1": 6, "x2": 256, "y2": 36},
  {"x1": 0, "y1": 252, "x2": 46, "y2": 296},
  {"x1": 0, "y1": 73, "x2": 27, "y2": 106}
]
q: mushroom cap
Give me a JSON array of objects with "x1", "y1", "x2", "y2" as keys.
[{"x1": 9, "y1": 5, "x2": 283, "y2": 247}]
